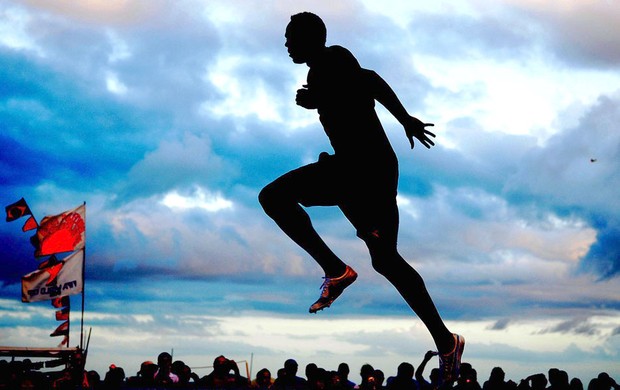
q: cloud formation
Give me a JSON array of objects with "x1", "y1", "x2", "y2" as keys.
[{"x1": 1, "y1": 0, "x2": 619, "y2": 380}]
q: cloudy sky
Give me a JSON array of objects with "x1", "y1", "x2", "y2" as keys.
[{"x1": 1, "y1": 0, "x2": 619, "y2": 383}]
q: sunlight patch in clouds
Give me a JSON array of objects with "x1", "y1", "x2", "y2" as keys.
[
  {"x1": 0, "y1": 7, "x2": 43, "y2": 55},
  {"x1": 204, "y1": 56, "x2": 282, "y2": 123},
  {"x1": 161, "y1": 187, "x2": 233, "y2": 212},
  {"x1": 106, "y1": 71, "x2": 128, "y2": 95}
]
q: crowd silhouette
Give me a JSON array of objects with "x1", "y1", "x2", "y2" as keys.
[{"x1": 1, "y1": 350, "x2": 617, "y2": 390}]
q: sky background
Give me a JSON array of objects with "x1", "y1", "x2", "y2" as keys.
[{"x1": 1, "y1": 0, "x2": 619, "y2": 384}]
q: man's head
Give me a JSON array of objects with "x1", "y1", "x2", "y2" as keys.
[
  {"x1": 285, "y1": 12, "x2": 327, "y2": 64},
  {"x1": 284, "y1": 359, "x2": 298, "y2": 376}
]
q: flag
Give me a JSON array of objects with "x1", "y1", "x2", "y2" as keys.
[
  {"x1": 33, "y1": 204, "x2": 85, "y2": 257},
  {"x1": 22, "y1": 249, "x2": 84, "y2": 303},
  {"x1": 50, "y1": 321, "x2": 69, "y2": 337},
  {"x1": 52, "y1": 296, "x2": 70, "y2": 308},
  {"x1": 5, "y1": 198, "x2": 32, "y2": 222},
  {"x1": 55, "y1": 307, "x2": 70, "y2": 321},
  {"x1": 57, "y1": 335, "x2": 69, "y2": 347},
  {"x1": 22, "y1": 216, "x2": 38, "y2": 232}
]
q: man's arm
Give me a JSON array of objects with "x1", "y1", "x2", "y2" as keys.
[
  {"x1": 362, "y1": 69, "x2": 436, "y2": 149},
  {"x1": 415, "y1": 350, "x2": 437, "y2": 383}
]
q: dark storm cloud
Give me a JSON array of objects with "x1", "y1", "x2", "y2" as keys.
[
  {"x1": 537, "y1": 317, "x2": 600, "y2": 336},
  {"x1": 505, "y1": 93, "x2": 620, "y2": 278}
]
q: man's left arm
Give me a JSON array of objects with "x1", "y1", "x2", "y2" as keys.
[{"x1": 362, "y1": 69, "x2": 435, "y2": 149}]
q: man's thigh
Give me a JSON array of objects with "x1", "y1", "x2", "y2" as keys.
[
  {"x1": 339, "y1": 195, "x2": 399, "y2": 244},
  {"x1": 269, "y1": 157, "x2": 344, "y2": 207}
]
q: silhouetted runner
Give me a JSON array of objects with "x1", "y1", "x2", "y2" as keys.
[{"x1": 259, "y1": 12, "x2": 464, "y2": 385}]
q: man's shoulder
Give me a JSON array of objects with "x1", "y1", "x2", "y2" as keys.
[{"x1": 326, "y1": 45, "x2": 356, "y2": 60}]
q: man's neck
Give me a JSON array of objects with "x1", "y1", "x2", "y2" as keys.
[{"x1": 306, "y1": 46, "x2": 328, "y2": 68}]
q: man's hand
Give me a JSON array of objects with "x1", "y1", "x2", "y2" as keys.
[
  {"x1": 424, "y1": 350, "x2": 439, "y2": 361},
  {"x1": 404, "y1": 116, "x2": 435, "y2": 149},
  {"x1": 296, "y1": 85, "x2": 318, "y2": 109}
]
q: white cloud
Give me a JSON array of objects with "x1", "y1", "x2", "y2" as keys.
[
  {"x1": 105, "y1": 71, "x2": 128, "y2": 95},
  {"x1": 161, "y1": 187, "x2": 233, "y2": 212}
]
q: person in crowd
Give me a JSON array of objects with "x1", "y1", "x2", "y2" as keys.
[
  {"x1": 273, "y1": 359, "x2": 308, "y2": 390},
  {"x1": 416, "y1": 351, "x2": 441, "y2": 390},
  {"x1": 356, "y1": 364, "x2": 375, "y2": 390},
  {"x1": 53, "y1": 350, "x2": 90, "y2": 389},
  {"x1": 126, "y1": 360, "x2": 157, "y2": 388},
  {"x1": 154, "y1": 351, "x2": 179, "y2": 387},
  {"x1": 200, "y1": 355, "x2": 249, "y2": 389},
  {"x1": 173, "y1": 359, "x2": 200, "y2": 387},
  {"x1": 102, "y1": 364, "x2": 126, "y2": 389},
  {"x1": 386, "y1": 362, "x2": 417, "y2": 390},
  {"x1": 588, "y1": 373, "x2": 620, "y2": 390},
  {"x1": 454, "y1": 366, "x2": 481, "y2": 390},
  {"x1": 306, "y1": 363, "x2": 320, "y2": 386},
  {"x1": 87, "y1": 370, "x2": 101, "y2": 389},
  {"x1": 483, "y1": 367, "x2": 512, "y2": 390},
  {"x1": 252, "y1": 368, "x2": 275, "y2": 390},
  {"x1": 338, "y1": 363, "x2": 356, "y2": 389},
  {"x1": 518, "y1": 373, "x2": 547, "y2": 390},
  {"x1": 569, "y1": 378, "x2": 584, "y2": 390},
  {"x1": 547, "y1": 368, "x2": 570, "y2": 390}
]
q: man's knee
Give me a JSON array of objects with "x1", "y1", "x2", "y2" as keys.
[
  {"x1": 258, "y1": 183, "x2": 278, "y2": 212},
  {"x1": 259, "y1": 181, "x2": 296, "y2": 216},
  {"x1": 361, "y1": 233, "x2": 399, "y2": 276}
]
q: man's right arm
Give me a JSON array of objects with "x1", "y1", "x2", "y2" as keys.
[{"x1": 362, "y1": 69, "x2": 435, "y2": 149}]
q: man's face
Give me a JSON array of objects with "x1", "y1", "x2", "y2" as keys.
[{"x1": 285, "y1": 24, "x2": 312, "y2": 64}]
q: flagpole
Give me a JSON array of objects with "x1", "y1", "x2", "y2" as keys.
[{"x1": 80, "y1": 201, "x2": 86, "y2": 351}]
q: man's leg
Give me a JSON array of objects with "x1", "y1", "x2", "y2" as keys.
[
  {"x1": 342, "y1": 200, "x2": 458, "y2": 353},
  {"x1": 258, "y1": 164, "x2": 346, "y2": 278}
]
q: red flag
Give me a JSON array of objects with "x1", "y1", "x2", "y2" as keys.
[
  {"x1": 22, "y1": 216, "x2": 38, "y2": 232},
  {"x1": 57, "y1": 335, "x2": 69, "y2": 347},
  {"x1": 5, "y1": 198, "x2": 32, "y2": 222},
  {"x1": 50, "y1": 321, "x2": 69, "y2": 337},
  {"x1": 33, "y1": 204, "x2": 85, "y2": 257},
  {"x1": 52, "y1": 296, "x2": 70, "y2": 309},
  {"x1": 55, "y1": 307, "x2": 70, "y2": 321}
]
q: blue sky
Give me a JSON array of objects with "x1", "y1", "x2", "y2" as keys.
[{"x1": 1, "y1": 0, "x2": 619, "y2": 384}]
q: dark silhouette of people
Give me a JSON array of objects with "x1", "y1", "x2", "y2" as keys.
[
  {"x1": 518, "y1": 373, "x2": 547, "y2": 390},
  {"x1": 273, "y1": 359, "x2": 308, "y2": 390},
  {"x1": 126, "y1": 360, "x2": 157, "y2": 388},
  {"x1": 154, "y1": 351, "x2": 180, "y2": 386},
  {"x1": 415, "y1": 351, "x2": 441, "y2": 390},
  {"x1": 200, "y1": 355, "x2": 249, "y2": 389},
  {"x1": 483, "y1": 367, "x2": 514, "y2": 390},
  {"x1": 547, "y1": 368, "x2": 570, "y2": 390},
  {"x1": 386, "y1": 362, "x2": 417, "y2": 390},
  {"x1": 338, "y1": 362, "x2": 356, "y2": 389},
  {"x1": 258, "y1": 11, "x2": 463, "y2": 386},
  {"x1": 252, "y1": 368, "x2": 275, "y2": 390}
]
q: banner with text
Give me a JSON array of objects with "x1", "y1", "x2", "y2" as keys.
[{"x1": 22, "y1": 249, "x2": 84, "y2": 303}]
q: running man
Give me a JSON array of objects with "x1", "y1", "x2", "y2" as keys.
[{"x1": 258, "y1": 12, "x2": 464, "y2": 384}]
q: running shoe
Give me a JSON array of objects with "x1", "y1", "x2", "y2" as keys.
[
  {"x1": 439, "y1": 333, "x2": 465, "y2": 385},
  {"x1": 309, "y1": 265, "x2": 357, "y2": 313}
]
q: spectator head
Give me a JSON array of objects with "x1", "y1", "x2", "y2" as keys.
[
  {"x1": 157, "y1": 352, "x2": 173, "y2": 370},
  {"x1": 360, "y1": 364, "x2": 374, "y2": 381},
  {"x1": 284, "y1": 359, "x2": 298, "y2": 376},
  {"x1": 338, "y1": 362, "x2": 350, "y2": 378},
  {"x1": 490, "y1": 367, "x2": 505, "y2": 382},
  {"x1": 397, "y1": 362, "x2": 414, "y2": 379},
  {"x1": 256, "y1": 368, "x2": 272, "y2": 386}
]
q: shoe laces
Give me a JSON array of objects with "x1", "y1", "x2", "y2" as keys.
[{"x1": 319, "y1": 276, "x2": 333, "y2": 295}]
